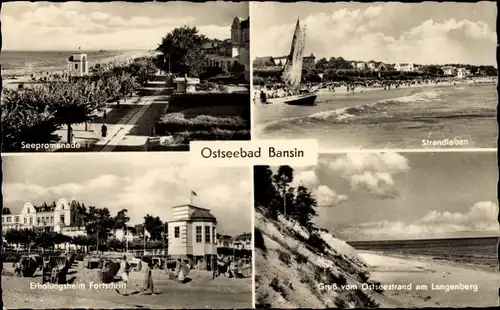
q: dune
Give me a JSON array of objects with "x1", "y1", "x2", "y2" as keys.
[{"x1": 254, "y1": 209, "x2": 397, "y2": 308}]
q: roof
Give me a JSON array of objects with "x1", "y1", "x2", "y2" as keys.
[
  {"x1": 68, "y1": 53, "x2": 87, "y2": 62},
  {"x1": 234, "y1": 233, "x2": 251, "y2": 241},
  {"x1": 190, "y1": 209, "x2": 217, "y2": 223},
  {"x1": 253, "y1": 56, "x2": 275, "y2": 67}
]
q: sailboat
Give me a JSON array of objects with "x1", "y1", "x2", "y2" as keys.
[{"x1": 273, "y1": 19, "x2": 317, "y2": 106}]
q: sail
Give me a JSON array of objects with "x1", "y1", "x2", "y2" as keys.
[{"x1": 282, "y1": 19, "x2": 306, "y2": 93}]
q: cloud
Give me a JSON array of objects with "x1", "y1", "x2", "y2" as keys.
[
  {"x1": 252, "y1": 3, "x2": 496, "y2": 65},
  {"x1": 343, "y1": 201, "x2": 499, "y2": 240},
  {"x1": 314, "y1": 185, "x2": 348, "y2": 207},
  {"x1": 327, "y1": 152, "x2": 409, "y2": 199},
  {"x1": 290, "y1": 167, "x2": 348, "y2": 207},
  {"x1": 2, "y1": 3, "x2": 231, "y2": 50},
  {"x1": 3, "y1": 165, "x2": 251, "y2": 235}
]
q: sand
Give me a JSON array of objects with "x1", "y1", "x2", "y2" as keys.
[
  {"x1": 253, "y1": 76, "x2": 497, "y2": 103},
  {"x1": 359, "y1": 251, "x2": 499, "y2": 308},
  {"x1": 1, "y1": 50, "x2": 156, "y2": 90},
  {"x1": 2, "y1": 261, "x2": 252, "y2": 309}
]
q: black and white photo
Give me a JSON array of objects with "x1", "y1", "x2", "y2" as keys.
[
  {"x1": 1, "y1": 153, "x2": 253, "y2": 308},
  {"x1": 252, "y1": 2, "x2": 497, "y2": 150},
  {"x1": 1, "y1": 1, "x2": 250, "y2": 152},
  {"x1": 254, "y1": 151, "x2": 498, "y2": 308}
]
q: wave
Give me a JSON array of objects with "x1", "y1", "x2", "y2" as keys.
[{"x1": 259, "y1": 89, "x2": 495, "y2": 132}]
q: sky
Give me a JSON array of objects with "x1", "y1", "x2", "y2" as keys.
[
  {"x1": 286, "y1": 151, "x2": 498, "y2": 241},
  {"x1": 252, "y1": 2, "x2": 497, "y2": 66},
  {"x1": 2, "y1": 1, "x2": 248, "y2": 51},
  {"x1": 2, "y1": 154, "x2": 252, "y2": 236}
]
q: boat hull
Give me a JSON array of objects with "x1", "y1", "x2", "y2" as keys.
[{"x1": 283, "y1": 93, "x2": 317, "y2": 106}]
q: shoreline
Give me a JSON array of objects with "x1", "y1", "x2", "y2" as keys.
[
  {"x1": 253, "y1": 77, "x2": 497, "y2": 103},
  {"x1": 358, "y1": 251, "x2": 499, "y2": 308},
  {"x1": 1, "y1": 50, "x2": 156, "y2": 90}
]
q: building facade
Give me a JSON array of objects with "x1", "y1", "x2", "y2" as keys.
[
  {"x1": 203, "y1": 16, "x2": 249, "y2": 80},
  {"x1": 441, "y1": 66, "x2": 457, "y2": 76},
  {"x1": 456, "y1": 68, "x2": 470, "y2": 79},
  {"x1": 2, "y1": 199, "x2": 86, "y2": 234},
  {"x1": 302, "y1": 53, "x2": 316, "y2": 71},
  {"x1": 394, "y1": 63, "x2": 415, "y2": 72},
  {"x1": 68, "y1": 53, "x2": 89, "y2": 77},
  {"x1": 167, "y1": 204, "x2": 217, "y2": 269}
]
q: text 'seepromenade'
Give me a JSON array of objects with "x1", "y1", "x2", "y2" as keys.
[{"x1": 190, "y1": 140, "x2": 318, "y2": 167}]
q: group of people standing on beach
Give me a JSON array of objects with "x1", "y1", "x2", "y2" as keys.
[{"x1": 116, "y1": 255, "x2": 156, "y2": 296}]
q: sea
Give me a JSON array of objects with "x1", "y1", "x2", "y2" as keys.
[
  {"x1": 0, "y1": 50, "x2": 139, "y2": 75},
  {"x1": 348, "y1": 236, "x2": 499, "y2": 273},
  {"x1": 254, "y1": 83, "x2": 497, "y2": 149}
]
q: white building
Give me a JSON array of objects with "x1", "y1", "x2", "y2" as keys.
[
  {"x1": 394, "y1": 63, "x2": 415, "y2": 72},
  {"x1": 203, "y1": 16, "x2": 249, "y2": 80},
  {"x1": 167, "y1": 204, "x2": 217, "y2": 269},
  {"x1": 2, "y1": 199, "x2": 86, "y2": 233},
  {"x1": 456, "y1": 68, "x2": 470, "y2": 79},
  {"x1": 68, "y1": 53, "x2": 89, "y2": 77},
  {"x1": 232, "y1": 233, "x2": 252, "y2": 250},
  {"x1": 441, "y1": 66, "x2": 457, "y2": 76},
  {"x1": 351, "y1": 61, "x2": 367, "y2": 70}
]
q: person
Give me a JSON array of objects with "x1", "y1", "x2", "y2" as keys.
[
  {"x1": 140, "y1": 258, "x2": 154, "y2": 295},
  {"x1": 117, "y1": 256, "x2": 130, "y2": 295},
  {"x1": 101, "y1": 124, "x2": 108, "y2": 139},
  {"x1": 260, "y1": 90, "x2": 267, "y2": 104}
]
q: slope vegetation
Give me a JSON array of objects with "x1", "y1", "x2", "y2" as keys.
[{"x1": 254, "y1": 208, "x2": 389, "y2": 308}]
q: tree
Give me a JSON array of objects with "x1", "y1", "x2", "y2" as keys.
[
  {"x1": 156, "y1": 26, "x2": 208, "y2": 75},
  {"x1": 47, "y1": 80, "x2": 107, "y2": 143},
  {"x1": 113, "y1": 209, "x2": 130, "y2": 229},
  {"x1": 292, "y1": 186, "x2": 318, "y2": 230},
  {"x1": 316, "y1": 57, "x2": 328, "y2": 70},
  {"x1": 1, "y1": 88, "x2": 60, "y2": 151},
  {"x1": 273, "y1": 165, "x2": 294, "y2": 215},
  {"x1": 143, "y1": 214, "x2": 165, "y2": 241},
  {"x1": 2, "y1": 208, "x2": 12, "y2": 215},
  {"x1": 229, "y1": 61, "x2": 246, "y2": 75},
  {"x1": 127, "y1": 57, "x2": 158, "y2": 85},
  {"x1": 85, "y1": 206, "x2": 114, "y2": 251}
]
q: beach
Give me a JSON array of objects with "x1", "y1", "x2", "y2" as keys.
[
  {"x1": 359, "y1": 251, "x2": 499, "y2": 308},
  {"x1": 1, "y1": 261, "x2": 252, "y2": 309},
  {"x1": 254, "y1": 78, "x2": 497, "y2": 150},
  {"x1": 1, "y1": 50, "x2": 156, "y2": 90}
]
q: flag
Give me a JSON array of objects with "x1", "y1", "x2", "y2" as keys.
[
  {"x1": 144, "y1": 229, "x2": 151, "y2": 238},
  {"x1": 191, "y1": 190, "x2": 197, "y2": 197}
]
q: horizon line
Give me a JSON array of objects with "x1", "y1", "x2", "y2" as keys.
[{"x1": 346, "y1": 235, "x2": 498, "y2": 243}]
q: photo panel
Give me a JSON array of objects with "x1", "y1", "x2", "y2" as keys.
[
  {"x1": 1, "y1": 1, "x2": 250, "y2": 153},
  {"x1": 251, "y1": 2, "x2": 497, "y2": 151},
  {"x1": 1, "y1": 153, "x2": 253, "y2": 309},
  {"x1": 254, "y1": 151, "x2": 498, "y2": 308}
]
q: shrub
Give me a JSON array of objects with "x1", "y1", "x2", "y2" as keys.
[
  {"x1": 307, "y1": 233, "x2": 328, "y2": 254},
  {"x1": 295, "y1": 253, "x2": 308, "y2": 265},
  {"x1": 277, "y1": 249, "x2": 292, "y2": 266},
  {"x1": 334, "y1": 296, "x2": 348, "y2": 308},
  {"x1": 157, "y1": 113, "x2": 248, "y2": 132},
  {"x1": 254, "y1": 228, "x2": 267, "y2": 252},
  {"x1": 269, "y1": 277, "x2": 288, "y2": 299}
]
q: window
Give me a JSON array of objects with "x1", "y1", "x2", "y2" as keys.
[
  {"x1": 196, "y1": 226, "x2": 202, "y2": 243},
  {"x1": 15, "y1": 216, "x2": 19, "y2": 223},
  {"x1": 174, "y1": 226, "x2": 180, "y2": 238},
  {"x1": 50, "y1": 217, "x2": 53, "y2": 224},
  {"x1": 205, "y1": 226, "x2": 211, "y2": 243},
  {"x1": 60, "y1": 214, "x2": 65, "y2": 224},
  {"x1": 24, "y1": 218, "x2": 27, "y2": 224},
  {"x1": 29, "y1": 218, "x2": 33, "y2": 225},
  {"x1": 75, "y1": 63, "x2": 79, "y2": 69},
  {"x1": 2, "y1": 217, "x2": 4, "y2": 223},
  {"x1": 213, "y1": 229, "x2": 216, "y2": 244},
  {"x1": 37, "y1": 218, "x2": 40, "y2": 225}
]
